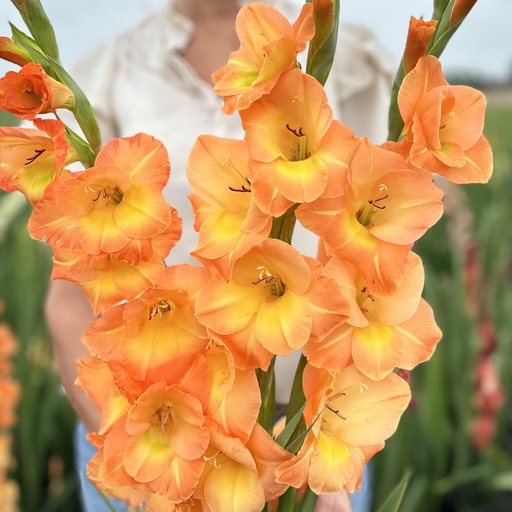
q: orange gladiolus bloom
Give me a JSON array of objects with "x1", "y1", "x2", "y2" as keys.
[
  {"x1": 76, "y1": 357, "x2": 131, "y2": 436},
  {"x1": 276, "y1": 364, "x2": 410, "y2": 494},
  {"x1": 28, "y1": 133, "x2": 176, "y2": 262},
  {"x1": 0, "y1": 378, "x2": 20, "y2": 428},
  {"x1": 297, "y1": 138, "x2": 444, "y2": 295},
  {"x1": 0, "y1": 480, "x2": 19, "y2": 512},
  {"x1": 0, "y1": 63, "x2": 74, "y2": 120},
  {"x1": 398, "y1": 56, "x2": 493, "y2": 184},
  {"x1": 241, "y1": 69, "x2": 359, "y2": 216},
  {"x1": 450, "y1": 0, "x2": 478, "y2": 26},
  {"x1": 304, "y1": 253, "x2": 442, "y2": 380},
  {"x1": 204, "y1": 344, "x2": 261, "y2": 443},
  {"x1": 83, "y1": 265, "x2": 210, "y2": 382},
  {"x1": 96, "y1": 377, "x2": 210, "y2": 504},
  {"x1": 187, "y1": 135, "x2": 272, "y2": 278},
  {"x1": 0, "y1": 324, "x2": 17, "y2": 375},
  {"x1": 52, "y1": 246, "x2": 166, "y2": 314},
  {"x1": 0, "y1": 37, "x2": 30, "y2": 67},
  {"x1": 402, "y1": 17, "x2": 437, "y2": 75},
  {"x1": 195, "y1": 239, "x2": 348, "y2": 370},
  {"x1": 194, "y1": 420, "x2": 291, "y2": 511},
  {"x1": 212, "y1": 2, "x2": 315, "y2": 114},
  {"x1": 0, "y1": 434, "x2": 13, "y2": 473},
  {"x1": 0, "y1": 119, "x2": 75, "y2": 204}
]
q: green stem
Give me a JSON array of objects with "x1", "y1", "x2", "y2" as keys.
[
  {"x1": 277, "y1": 486, "x2": 298, "y2": 512},
  {"x1": 256, "y1": 357, "x2": 276, "y2": 435},
  {"x1": 297, "y1": 488, "x2": 319, "y2": 512},
  {"x1": 269, "y1": 204, "x2": 299, "y2": 245}
]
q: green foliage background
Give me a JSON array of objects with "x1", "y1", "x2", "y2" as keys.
[
  {"x1": 371, "y1": 102, "x2": 512, "y2": 511},
  {"x1": 0, "y1": 110, "x2": 81, "y2": 511}
]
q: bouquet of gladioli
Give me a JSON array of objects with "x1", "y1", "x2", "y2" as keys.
[{"x1": 0, "y1": 0, "x2": 492, "y2": 510}]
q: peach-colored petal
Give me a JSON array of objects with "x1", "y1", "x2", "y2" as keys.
[
  {"x1": 393, "y1": 298, "x2": 442, "y2": 370},
  {"x1": 255, "y1": 291, "x2": 312, "y2": 354},
  {"x1": 398, "y1": 56, "x2": 448, "y2": 128},
  {"x1": 95, "y1": 133, "x2": 170, "y2": 188},
  {"x1": 205, "y1": 346, "x2": 260, "y2": 442}
]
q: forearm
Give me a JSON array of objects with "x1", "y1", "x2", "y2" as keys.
[{"x1": 45, "y1": 279, "x2": 100, "y2": 432}]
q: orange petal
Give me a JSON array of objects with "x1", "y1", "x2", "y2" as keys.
[{"x1": 95, "y1": 133, "x2": 170, "y2": 188}]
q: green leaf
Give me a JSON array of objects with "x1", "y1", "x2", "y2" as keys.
[
  {"x1": 46, "y1": 55, "x2": 102, "y2": 154},
  {"x1": 376, "y1": 470, "x2": 412, "y2": 512},
  {"x1": 277, "y1": 486, "x2": 298, "y2": 512},
  {"x1": 256, "y1": 357, "x2": 276, "y2": 435},
  {"x1": 10, "y1": 23, "x2": 52, "y2": 70},
  {"x1": 286, "y1": 353, "x2": 307, "y2": 423},
  {"x1": 297, "y1": 488, "x2": 318, "y2": 512},
  {"x1": 305, "y1": 0, "x2": 340, "y2": 86},
  {"x1": 10, "y1": 0, "x2": 60, "y2": 60},
  {"x1": 64, "y1": 124, "x2": 96, "y2": 168},
  {"x1": 275, "y1": 402, "x2": 306, "y2": 448},
  {"x1": 285, "y1": 413, "x2": 319, "y2": 455}
]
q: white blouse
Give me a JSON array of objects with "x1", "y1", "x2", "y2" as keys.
[{"x1": 70, "y1": 0, "x2": 397, "y2": 402}]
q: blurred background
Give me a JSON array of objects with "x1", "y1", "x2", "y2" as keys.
[{"x1": 1, "y1": 1, "x2": 511, "y2": 511}]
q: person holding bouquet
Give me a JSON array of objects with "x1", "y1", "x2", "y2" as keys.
[{"x1": 43, "y1": 0, "x2": 395, "y2": 510}]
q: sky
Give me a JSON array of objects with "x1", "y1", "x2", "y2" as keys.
[{"x1": 1, "y1": 0, "x2": 511, "y2": 81}]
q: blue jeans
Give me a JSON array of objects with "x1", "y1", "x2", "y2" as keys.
[
  {"x1": 74, "y1": 422, "x2": 372, "y2": 512},
  {"x1": 74, "y1": 422, "x2": 128, "y2": 512},
  {"x1": 351, "y1": 463, "x2": 373, "y2": 512}
]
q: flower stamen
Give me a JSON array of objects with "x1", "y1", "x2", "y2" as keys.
[
  {"x1": 159, "y1": 404, "x2": 172, "y2": 435},
  {"x1": 25, "y1": 148, "x2": 45, "y2": 165},
  {"x1": 252, "y1": 265, "x2": 285, "y2": 296},
  {"x1": 325, "y1": 404, "x2": 346, "y2": 420},
  {"x1": 148, "y1": 300, "x2": 173, "y2": 320},
  {"x1": 286, "y1": 124, "x2": 305, "y2": 137},
  {"x1": 89, "y1": 185, "x2": 124, "y2": 205}
]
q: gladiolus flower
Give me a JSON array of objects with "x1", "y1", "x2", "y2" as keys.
[
  {"x1": 276, "y1": 364, "x2": 410, "y2": 494},
  {"x1": 450, "y1": 0, "x2": 478, "y2": 26},
  {"x1": 212, "y1": 2, "x2": 315, "y2": 114},
  {"x1": 398, "y1": 56, "x2": 493, "y2": 184},
  {"x1": 0, "y1": 37, "x2": 30, "y2": 67},
  {"x1": 0, "y1": 480, "x2": 19, "y2": 512},
  {"x1": 304, "y1": 253, "x2": 442, "y2": 380},
  {"x1": 51, "y1": 246, "x2": 166, "y2": 314},
  {"x1": 297, "y1": 138, "x2": 443, "y2": 295},
  {"x1": 195, "y1": 239, "x2": 348, "y2": 370},
  {"x1": 0, "y1": 118, "x2": 76, "y2": 204},
  {"x1": 0, "y1": 378, "x2": 20, "y2": 428},
  {"x1": 241, "y1": 69, "x2": 359, "y2": 216},
  {"x1": 95, "y1": 377, "x2": 210, "y2": 504},
  {"x1": 187, "y1": 135, "x2": 272, "y2": 278},
  {"x1": 0, "y1": 324, "x2": 17, "y2": 374},
  {"x1": 194, "y1": 421, "x2": 291, "y2": 511},
  {"x1": 204, "y1": 344, "x2": 261, "y2": 443},
  {"x1": 76, "y1": 357, "x2": 131, "y2": 436},
  {"x1": 402, "y1": 17, "x2": 437, "y2": 75},
  {"x1": 28, "y1": 133, "x2": 177, "y2": 263},
  {"x1": 0, "y1": 62, "x2": 74, "y2": 120},
  {"x1": 83, "y1": 265, "x2": 211, "y2": 381}
]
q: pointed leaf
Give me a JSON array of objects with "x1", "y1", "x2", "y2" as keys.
[
  {"x1": 376, "y1": 470, "x2": 412, "y2": 512},
  {"x1": 10, "y1": 0, "x2": 59, "y2": 60},
  {"x1": 275, "y1": 402, "x2": 307, "y2": 448}
]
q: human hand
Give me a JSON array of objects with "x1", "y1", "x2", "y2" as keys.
[{"x1": 315, "y1": 490, "x2": 353, "y2": 512}]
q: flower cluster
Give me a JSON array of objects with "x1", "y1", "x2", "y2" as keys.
[
  {"x1": 0, "y1": 322, "x2": 21, "y2": 512},
  {"x1": 0, "y1": 1, "x2": 493, "y2": 511}
]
